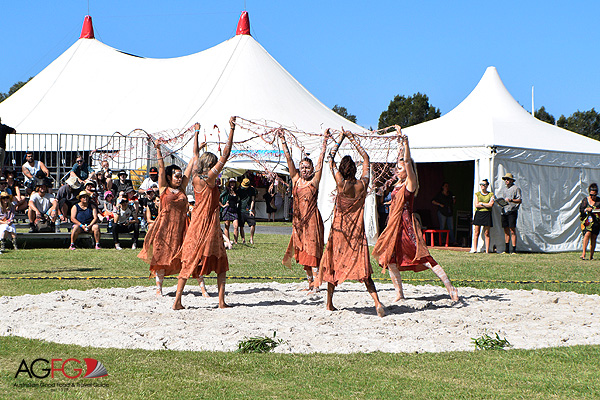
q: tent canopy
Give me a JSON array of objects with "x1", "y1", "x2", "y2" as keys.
[
  {"x1": 0, "y1": 13, "x2": 363, "y2": 161},
  {"x1": 405, "y1": 66, "x2": 600, "y2": 161}
]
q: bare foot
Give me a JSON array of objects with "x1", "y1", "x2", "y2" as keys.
[
  {"x1": 201, "y1": 289, "x2": 211, "y2": 298},
  {"x1": 155, "y1": 288, "x2": 163, "y2": 297},
  {"x1": 172, "y1": 302, "x2": 185, "y2": 310},
  {"x1": 219, "y1": 302, "x2": 231, "y2": 309},
  {"x1": 326, "y1": 305, "x2": 337, "y2": 311},
  {"x1": 449, "y1": 287, "x2": 459, "y2": 302},
  {"x1": 376, "y1": 305, "x2": 386, "y2": 317},
  {"x1": 393, "y1": 295, "x2": 405, "y2": 302}
]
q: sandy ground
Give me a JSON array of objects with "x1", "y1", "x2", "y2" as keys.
[{"x1": 1, "y1": 282, "x2": 599, "y2": 353}]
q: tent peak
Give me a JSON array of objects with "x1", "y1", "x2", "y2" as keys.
[
  {"x1": 80, "y1": 15, "x2": 95, "y2": 39},
  {"x1": 236, "y1": 11, "x2": 250, "y2": 36}
]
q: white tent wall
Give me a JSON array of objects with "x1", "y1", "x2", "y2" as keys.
[{"x1": 491, "y1": 148, "x2": 600, "y2": 253}]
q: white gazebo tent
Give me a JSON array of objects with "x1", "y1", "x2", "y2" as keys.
[
  {"x1": 403, "y1": 66, "x2": 600, "y2": 252},
  {"x1": 0, "y1": 13, "x2": 365, "y2": 219}
]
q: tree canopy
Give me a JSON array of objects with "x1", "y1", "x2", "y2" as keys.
[
  {"x1": 0, "y1": 77, "x2": 33, "y2": 103},
  {"x1": 557, "y1": 108, "x2": 600, "y2": 140},
  {"x1": 534, "y1": 106, "x2": 555, "y2": 125},
  {"x1": 331, "y1": 104, "x2": 357, "y2": 124},
  {"x1": 378, "y1": 92, "x2": 440, "y2": 129}
]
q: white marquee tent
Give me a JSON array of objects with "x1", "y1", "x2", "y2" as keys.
[
  {"x1": 0, "y1": 13, "x2": 364, "y2": 221},
  {"x1": 403, "y1": 66, "x2": 600, "y2": 252},
  {"x1": 0, "y1": 13, "x2": 362, "y2": 152}
]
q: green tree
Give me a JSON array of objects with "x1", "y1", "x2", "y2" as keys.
[
  {"x1": 557, "y1": 108, "x2": 600, "y2": 140},
  {"x1": 0, "y1": 77, "x2": 33, "y2": 103},
  {"x1": 332, "y1": 104, "x2": 357, "y2": 123},
  {"x1": 535, "y1": 106, "x2": 555, "y2": 125},
  {"x1": 378, "y1": 92, "x2": 440, "y2": 129}
]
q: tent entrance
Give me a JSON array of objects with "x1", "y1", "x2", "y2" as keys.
[{"x1": 413, "y1": 160, "x2": 474, "y2": 247}]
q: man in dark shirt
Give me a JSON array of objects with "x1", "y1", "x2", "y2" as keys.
[
  {"x1": 0, "y1": 117, "x2": 17, "y2": 176},
  {"x1": 237, "y1": 178, "x2": 257, "y2": 244},
  {"x1": 111, "y1": 170, "x2": 134, "y2": 198}
]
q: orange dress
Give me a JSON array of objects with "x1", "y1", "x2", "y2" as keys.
[
  {"x1": 178, "y1": 182, "x2": 229, "y2": 278},
  {"x1": 319, "y1": 185, "x2": 372, "y2": 286},
  {"x1": 372, "y1": 184, "x2": 437, "y2": 272},
  {"x1": 138, "y1": 189, "x2": 189, "y2": 277},
  {"x1": 283, "y1": 180, "x2": 324, "y2": 270}
]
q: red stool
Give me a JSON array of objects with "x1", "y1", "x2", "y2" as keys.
[{"x1": 422, "y1": 229, "x2": 450, "y2": 247}]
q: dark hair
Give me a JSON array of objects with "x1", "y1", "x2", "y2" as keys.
[
  {"x1": 339, "y1": 155, "x2": 357, "y2": 180},
  {"x1": 300, "y1": 157, "x2": 314, "y2": 169},
  {"x1": 197, "y1": 152, "x2": 218, "y2": 176},
  {"x1": 165, "y1": 164, "x2": 182, "y2": 187},
  {"x1": 589, "y1": 183, "x2": 598, "y2": 193}
]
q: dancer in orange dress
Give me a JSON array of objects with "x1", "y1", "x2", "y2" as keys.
[
  {"x1": 316, "y1": 130, "x2": 385, "y2": 317},
  {"x1": 138, "y1": 130, "x2": 201, "y2": 296},
  {"x1": 372, "y1": 126, "x2": 458, "y2": 302},
  {"x1": 173, "y1": 116, "x2": 236, "y2": 310},
  {"x1": 280, "y1": 129, "x2": 329, "y2": 292}
]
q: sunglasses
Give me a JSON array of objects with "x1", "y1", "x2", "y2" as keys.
[
  {"x1": 77, "y1": 160, "x2": 84, "y2": 163},
  {"x1": 173, "y1": 173, "x2": 183, "y2": 178}
]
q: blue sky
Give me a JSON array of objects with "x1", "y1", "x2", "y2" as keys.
[{"x1": 1, "y1": 1, "x2": 598, "y2": 129}]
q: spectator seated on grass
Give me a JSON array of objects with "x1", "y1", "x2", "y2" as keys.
[
  {"x1": 0, "y1": 191, "x2": 18, "y2": 253},
  {"x1": 69, "y1": 155, "x2": 95, "y2": 186},
  {"x1": 21, "y1": 151, "x2": 49, "y2": 195},
  {"x1": 27, "y1": 177, "x2": 58, "y2": 233},
  {"x1": 113, "y1": 193, "x2": 140, "y2": 250},
  {"x1": 56, "y1": 178, "x2": 82, "y2": 224},
  {"x1": 4, "y1": 170, "x2": 27, "y2": 211},
  {"x1": 69, "y1": 190, "x2": 100, "y2": 250}
]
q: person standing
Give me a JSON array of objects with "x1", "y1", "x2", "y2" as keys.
[
  {"x1": 173, "y1": 117, "x2": 236, "y2": 310},
  {"x1": 372, "y1": 127, "x2": 458, "y2": 303},
  {"x1": 315, "y1": 130, "x2": 385, "y2": 317},
  {"x1": 498, "y1": 173, "x2": 522, "y2": 254},
  {"x1": 0, "y1": 117, "x2": 16, "y2": 177},
  {"x1": 431, "y1": 182, "x2": 456, "y2": 245},
  {"x1": 470, "y1": 179, "x2": 495, "y2": 253},
  {"x1": 579, "y1": 183, "x2": 600, "y2": 260},
  {"x1": 137, "y1": 131, "x2": 198, "y2": 296},
  {"x1": 280, "y1": 129, "x2": 328, "y2": 292},
  {"x1": 220, "y1": 178, "x2": 240, "y2": 244},
  {"x1": 237, "y1": 178, "x2": 257, "y2": 244}
]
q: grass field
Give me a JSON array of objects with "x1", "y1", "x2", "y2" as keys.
[{"x1": 1, "y1": 233, "x2": 599, "y2": 399}]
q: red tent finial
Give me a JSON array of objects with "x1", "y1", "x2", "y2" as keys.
[
  {"x1": 236, "y1": 11, "x2": 250, "y2": 36},
  {"x1": 80, "y1": 15, "x2": 95, "y2": 39}
]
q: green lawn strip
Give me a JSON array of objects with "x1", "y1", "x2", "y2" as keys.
[{"x1": 1, "y1": 337, "x2": 599, "y2": 399}]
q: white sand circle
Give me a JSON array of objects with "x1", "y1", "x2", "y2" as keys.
[{"x1": 1, "y1": 282, "x2": 599, "y2": 353}]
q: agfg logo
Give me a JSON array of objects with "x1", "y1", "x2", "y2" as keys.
[{"x1": 15, "y1": 358, "x2": 108, "y2": 379}]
